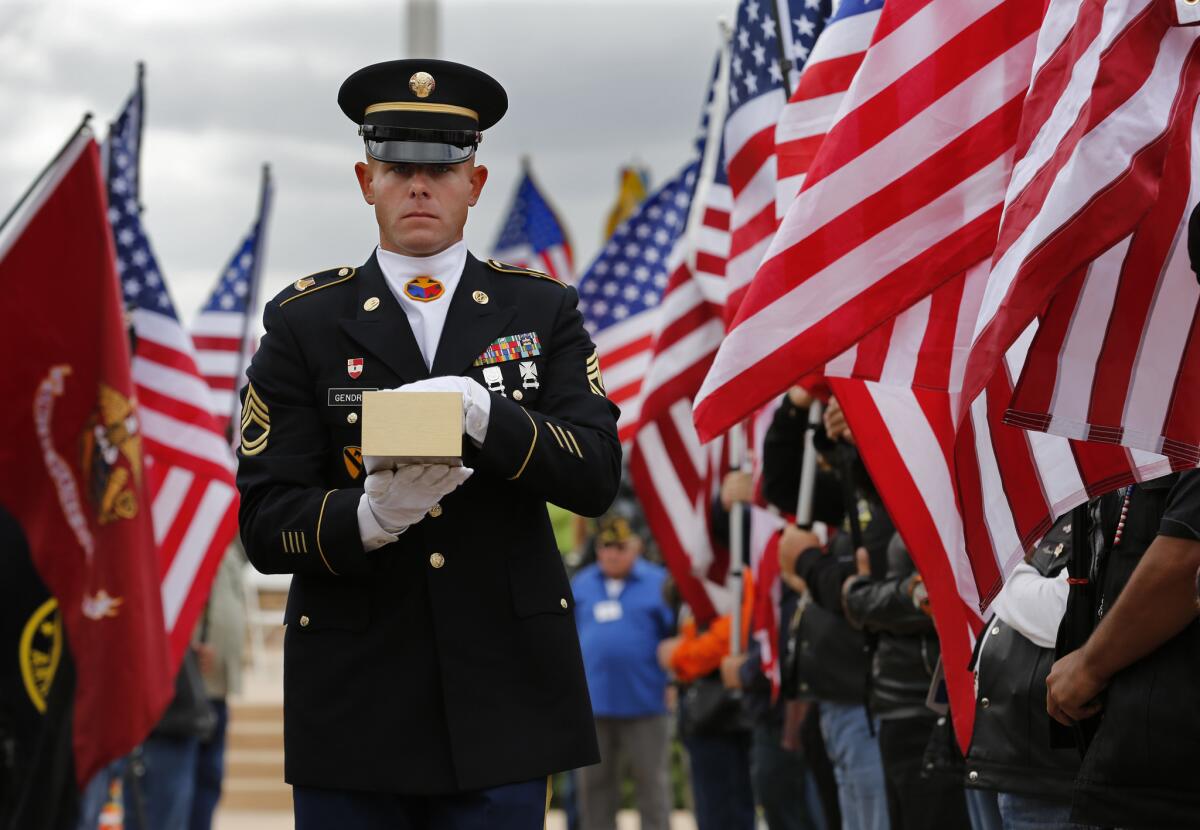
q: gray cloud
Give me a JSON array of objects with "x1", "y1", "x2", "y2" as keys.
[{"x1": 2, "y1": 0, "x2": 729, "y2": 320}]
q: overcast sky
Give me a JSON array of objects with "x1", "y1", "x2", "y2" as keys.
[{"x1": 2, "y1": 0, "x2": 729, "y2": 322}]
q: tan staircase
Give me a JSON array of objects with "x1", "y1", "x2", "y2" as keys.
[{"x1": 222, "y1": 700, "x2": 290, "y2": 811}]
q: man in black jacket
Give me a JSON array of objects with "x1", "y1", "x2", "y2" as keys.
[
  {"x1": 1047, "y1": 472, "x2": 1200, "y2": 828},
  {"x1": 236, "y1": 59, "x2": 621, "y2": 830},
  {"x1": 765, "y1": 390, "x2": 887, "y2": 830}
]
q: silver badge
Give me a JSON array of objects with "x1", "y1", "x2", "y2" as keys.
[
  {"x1": 519, "y1": 361, "x2": 540, "y2": 390},
  {"x1": 482, "y1": 365, "x2": 506, "y2": 397}
]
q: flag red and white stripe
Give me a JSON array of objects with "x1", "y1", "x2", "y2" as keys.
[
  {"x1": 962, "y1": 0, "x2": 1200, "y2": 461},
  {"x1": 695, "y1": 0, "x2": 1045, "y2": 442},
  {"x1": 775, "y1": 0, "x2": 884, "y2": 206},
  {"x1": 826, "y1": 259, "x2": 1182, "y2": 749}
]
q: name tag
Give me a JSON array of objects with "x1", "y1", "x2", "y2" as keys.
[
  {"x1": 327, "y1": 388, "x2": 377, "y2": 406},
  {"x1": 593, "y1": 600, "x2": 623, "y2": 623}
]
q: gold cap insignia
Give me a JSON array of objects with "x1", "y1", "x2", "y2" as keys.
[
  {"x1": 472, "y1": 290, "x2": 489, "y2": 305},
  {"x1": 295, "y1": 277, "x2": 316, "y2": 291},
  {"x1": 409, "y1": 71, "x2": 436, "y2": 98}
]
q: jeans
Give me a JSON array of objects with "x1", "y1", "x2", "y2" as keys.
[
  {"x1": 682, "y1": 732, "x2": 756, "y2": 830},
  {"x1": 126, "y1": 735, "x2": 200, "y2": 830},
  {"x1": 967, "y1": 788, "x2": 1004, "y2": 830},
  {"x1": 750, "y1": 721, "x2": 822, "y2": 830},
  {"x1": 189, "y1": 699, "x2": 229, "y2": 830},
  {"x1": 997, "y1": 792, "x2": 1079, "y2": 830},
  {"x1": 817, "y1": 702, "x2": 888, "y2": 830},
  {"x1": 76, "y1": 758, "x2": 127, "y2": 830}
]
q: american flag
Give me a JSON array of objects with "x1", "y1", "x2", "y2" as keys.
[
  {"x1": 626, "y1": 53, "x2": 737, "y2": 624},
  {"x1": 685, "y1": 0, "x2": 1189, "y2": 749},
  {"x1": 192, "y1": 169, "x2": 272, "y2": 436},
  {"x1": 577, "y1": 162, "x2": 697, "y2": 444},
  {"x1": 722, "y1": 0, "x2": 826, "y2": 321},
  {"x1": 493, "y1": 163, "x2": 575, "y2": 282},
  {"x1": 695, "y1": 0, "x2": 1045, "y2": 441},
  {"x1": 964, "y1": 0, "x2": 1200, "y2": 463},
  {"x1": 775, "y1": 0, "x2": 883, "y2": 205},
  {"x1": 107, "y1": 78, "x2": 239, "y2": 666}
]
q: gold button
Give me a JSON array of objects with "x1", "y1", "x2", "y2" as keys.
[
  {"x1": 364, "y1": 296, "x2": 380, "y2": 311},
  {"x1": 430, "y1": 552, "x2": 445, "y2": 569},
  {"x1": 472, "y1": 290, "x2": 489, "y2": 304},
  {"x1": 338, "y1": 267, "x2": 350, "y2": 277},
  {"x1": 429, "y1": 504, "x2": 442, "y2": 518},
  {"x1": 980, "y1": 697, "x2": 990, "y2": 709},
  {"x1": 513, "y1": 389, "x2": 524, "y2": 401},
  {"x1": 299, "y1": 615, "x2": 310, "y2": 627},
  {"x1": 347, "y1": 411, "x2": 358, "y2": 424},
  {"x1": 560, "y1": 598, "x2": 568, "y2": 609}
]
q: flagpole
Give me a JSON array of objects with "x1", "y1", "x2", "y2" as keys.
[
  {"x1": 134, "y1": 61, "x2": 146, "y2": 208},
  {"x1": 228, "y1": 163, "x2": 273, "y2": 440},
  {"x1": 681, "y1": 18, "x2": 734, "y2": 275},
  {"x1": 0, "y1": 113, "x2": 93, "y2": 239},
  {"x1": 769, "y1": 0, "x2": 795, "y2": 97},
  {"x1": 795, "y1": 400, "x2": 824, "y2": 525},
  {"x1": 728, "y1": 420, "x2": 752, "y2": 656}
]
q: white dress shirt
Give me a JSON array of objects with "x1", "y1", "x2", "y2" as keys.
[{"x1": 376, "y1": 240, "x2": 468, "y2": 369}]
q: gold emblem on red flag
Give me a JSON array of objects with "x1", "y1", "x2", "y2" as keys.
[{"x1": 81, "y1": 383, "x2": 143, "y2": 524}]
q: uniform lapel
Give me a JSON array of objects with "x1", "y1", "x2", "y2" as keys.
[
  {"x1": 430, "y1": 254, "x2": 516, "y2": 377},
  {"x1": 338, "y1": 253, "x2": 430, "y2": 383}
]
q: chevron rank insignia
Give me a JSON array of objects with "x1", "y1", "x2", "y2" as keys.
[
  {"x1": 586, "y1": 349, "x2": 606, "y2": 396},
  {"x1": 473, "y1": 332, "x2": 542, "y2": 366},
  {"x1": 240, "y1": 383, "x2": 270, "y2": 456}
]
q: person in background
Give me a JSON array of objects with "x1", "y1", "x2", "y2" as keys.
[
  {"x1": 571, "y1": 505, "x2": 674, "y2": 830},
  {"x1": 188, "y1": 544, "x2": 248, "y2": 830},
  {"x1": 769, "y1": 393, "x2": 889, "y2": 830},
  {"x1": 965, "y1": 514, "x2": 1083, "y2": 829},
  {"x1": 1047, "y1": 471, "x2": 1200, "y2": 828},
  {"x1": 658, "y1": 571, "x2": 756, "y2": 830}
]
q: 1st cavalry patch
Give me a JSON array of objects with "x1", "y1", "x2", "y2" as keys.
[
  {"x1": 240, "y1": 383, "x2": 270, "y2": 456},
  {"x1": 473, "y1": 332, "x2": 542, "y2": 366},
  {"x1": 404, "y1": 276, "x2": 445, "y2": 302},
  {"x1": 586, "y1": 349, "x2": 606, "y2": 396},
  {"x1": 343, "y1": 446, "x2": 364, "y2": 480}
]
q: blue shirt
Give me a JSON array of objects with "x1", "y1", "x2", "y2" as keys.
[{"x1": 571, "y1": 559, "x2": 675, "y2": 718}]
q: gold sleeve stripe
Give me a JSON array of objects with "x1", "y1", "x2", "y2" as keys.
[
  {"x1": 509, "y1": 409, "x2": 539, "y2": 481},
  {"x1": 563, "y1": 428, "x2": 584, "y2": 459},
  {"x1": 300, "y1": 533, "x2": 308, "y2": 553},
  {"x1": 279, "y1": 268, "x2": 357, "y2": 307},
  {"x1": 316, "y1": 491, "x2": 339, "y2": 576},
  {"x1": 546, "y1": 422, "x2": 566, "y2": 449},
  {"x1": 282, "y1": 532, "x2": 291, "y2": 553}
]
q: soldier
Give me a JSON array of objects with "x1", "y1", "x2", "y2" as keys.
[{"x1": 235, "y1": 59, "x2": 622, "y2": 829}]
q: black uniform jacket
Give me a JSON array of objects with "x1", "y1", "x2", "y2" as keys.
[{"x1": 236, "y1": 251, "x2": 621, "y2": 795}]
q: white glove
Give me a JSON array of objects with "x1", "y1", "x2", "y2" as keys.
[
  {"x1": 363, "y1": 464, "x2": 473, "y2": 534},
  {"x1": 389, "y1": 376, "x2": 492, "y2": 446}
]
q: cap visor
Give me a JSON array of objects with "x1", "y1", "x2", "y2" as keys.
[{"x1": 366, "y1": 140, "x2": 474, "y2": 164}]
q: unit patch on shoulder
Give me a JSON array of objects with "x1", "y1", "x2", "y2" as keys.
[
  {"x1": 240, "y1": 383, "x2": 270, "y2": 456},
  {"x1": 20, "y1": 598, "x2": 63, "y2": 714},
  {"x1": 343, "y1": 445, "x2": 364, "y2": 480},
  {"x1": 586, "y1": 349, "x2": 606, "y2": 396},
  {"x1": 485, "y1": 259, "x2": 561, "y2": 284}
]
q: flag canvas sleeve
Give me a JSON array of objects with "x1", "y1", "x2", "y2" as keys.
[{"x1": 0, "y1": 135, "x2": 172, "y2": 784}]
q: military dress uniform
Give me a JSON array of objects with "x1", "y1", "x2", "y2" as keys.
[{"x1": 235, "y1": 59, "x2": 621, "y2": 828}]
